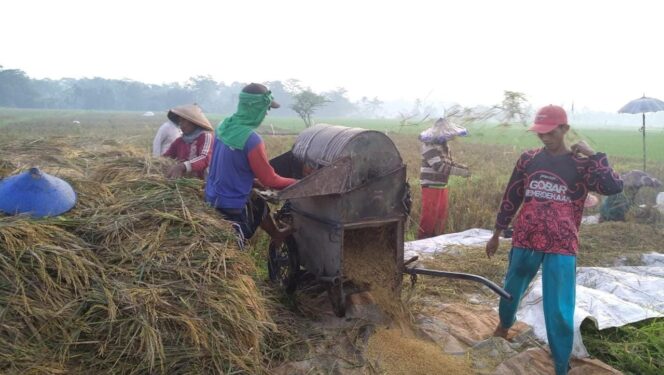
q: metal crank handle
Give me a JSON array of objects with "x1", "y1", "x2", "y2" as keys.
[{"x1": 404, "y1": 267, "x2": 512, "y2": 300}]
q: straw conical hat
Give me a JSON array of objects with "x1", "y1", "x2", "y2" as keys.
[{"x1": 167, "y1": 104, "x2": 213, "y2": 131}]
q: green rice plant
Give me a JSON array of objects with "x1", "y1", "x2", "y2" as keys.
[{"x1": 581, "y1": 318, "x2": 664, "y2": 375}]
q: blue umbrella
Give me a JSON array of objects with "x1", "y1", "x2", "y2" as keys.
[
  {"x1": 618, "y1": 95, "x2": 664, "y2": 171},
  {"x1": 0, "y1": 167, "x2": 77, "y2": 218}
]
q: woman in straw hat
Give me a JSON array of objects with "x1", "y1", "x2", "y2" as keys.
[
  {"x1": 162, "y1": 104, "x2": 214, "y2": 179},
  {"x1": 486, "y1": 105, "x2": 623, "y2": 375},
  {"x1": 205, "y1": 83, "x2": 296, "y2": 247},
  {"x1": 417, "y1": 117, "x2": 470, "y2": 239}
]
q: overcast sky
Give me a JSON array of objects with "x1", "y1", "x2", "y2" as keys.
[{"x1": 3, "y1": 0, "x2": 663, "y2": 112}]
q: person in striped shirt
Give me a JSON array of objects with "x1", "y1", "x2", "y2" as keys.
[
  {"x1": 162, "y1": 104, "x2": 214, "y2": 179},
  {"x1": 418, "y1": 117, "x2": 470, "y2": 238}
]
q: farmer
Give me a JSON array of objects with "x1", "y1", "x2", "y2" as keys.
[
  {"x1": 162, "y1": 104, "x2": 214, "y2": 179},
  {"x1": 418, "y1": 117, "x2": 470, "y2": 239},
  {"x1": 152, "y1": 118, "x2": 181, "y2": 157},
  {"x1": 485, "y1": 105, "x2": 623, "y2": 375},
  {"x1": 600, "y1": 170, "x2": 662, "y2": 222},
  {"x1": 205, "y1": 83, "x2": 296, "y2": 247}
]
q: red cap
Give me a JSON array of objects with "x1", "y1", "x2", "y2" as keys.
[{"x1": 529, "y1": 105, "x2": 568, "y2": 134}]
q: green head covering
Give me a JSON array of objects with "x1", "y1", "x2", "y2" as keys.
[{"x1": 217, "y1": 91, "x2": 274, "y2": 149}]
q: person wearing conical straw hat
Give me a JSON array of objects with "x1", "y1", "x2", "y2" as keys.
[
  {"x1": 162, "y1": 104, "x2": 214, "y2": 179},
  {"x1": 205, "y1": 83, "x2": 296, "y2": 247},
  {"x1": 417, "y1": 117, "x2": 470, "y2": 239},
  {"x1": 485, "y1": 105, "x2": 623, "y2": 375}
]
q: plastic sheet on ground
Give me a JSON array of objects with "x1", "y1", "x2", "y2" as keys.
[
  {"x1": 404, "y1": 228, "x2": 495, "y2": 259},
  {"x1": 581, "y1": 214, "x2": 600, "y2": 225},
  {"x1": 517, "y1": 252, "x2": 664, "y2": 358},
  {"x1": 642, "y1": 251, "x2": 664, "y2": 266}
]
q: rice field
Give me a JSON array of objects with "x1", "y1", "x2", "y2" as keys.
[{"x1": 1, "y1": 108, "x2": 663, "y2": 374}]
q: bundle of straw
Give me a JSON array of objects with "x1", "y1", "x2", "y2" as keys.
[{"x1": 1, "y1": 150, "x2": 279, "y2": 374}]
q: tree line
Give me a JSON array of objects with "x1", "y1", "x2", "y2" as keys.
[{"x1": 0, "y1": 65, "x2": 384, "y2": 118}]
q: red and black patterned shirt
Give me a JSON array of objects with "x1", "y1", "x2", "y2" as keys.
[{"x1": 495, "y1": 149, "x2": 623, "y2": 255}]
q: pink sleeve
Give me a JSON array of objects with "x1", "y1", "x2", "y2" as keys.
[{"x1": 248, "y1": 141, "x2": 296, "y2": 189}]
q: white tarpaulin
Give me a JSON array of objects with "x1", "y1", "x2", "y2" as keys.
[
  {"x1": 517, "y1": 254, "x2": 664, "y2": 357},
  {"x1": 404, "y1": 232, "x2": 664, "y2": 358},
  {"x1": 404, "y1": 228, "x2": 495, "y2": 259}
]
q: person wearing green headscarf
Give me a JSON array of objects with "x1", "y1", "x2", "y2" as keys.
[
  {"x1": 205, "y1": 83, "x2": 297, "y2": 247},
  {"x1": 217, "y1": 89, "x2": 276, "y2": 149}
]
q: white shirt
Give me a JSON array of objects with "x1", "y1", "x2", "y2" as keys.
[{"x1": 152, "y1": 121, "x2": 182, "y2": 157}]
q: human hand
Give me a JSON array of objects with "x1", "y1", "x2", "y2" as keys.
[
  {"x1": 485, "y1": 233, "x2": 500, "y2": 259},
  {"x1": 571, "y1": 141, "x2": 596, "y2": 157},
  {"x1": 166, "y1": 163, "x2": 186, "y2": 179}
]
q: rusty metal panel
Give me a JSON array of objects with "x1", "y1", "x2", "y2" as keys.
[
  {"x1": 292, "y1": 213, "x2": 342, "y2": 279},
  {"x1": 290, "y1": 124, "x2": 402, "y2": 190},
  {"x1": 277, "y1": 157, "x2": 352, "y2": 200},
  {"x1": 272, "y1": 124, "x2": 409, "y2": 289},
  {"x1": 339, "y1": 166, "x2": 407, "y2": 221}
]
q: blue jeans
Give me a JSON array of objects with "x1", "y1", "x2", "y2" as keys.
[{"x1": 499, "y1": 247, "x2": 576, "y2": 375}]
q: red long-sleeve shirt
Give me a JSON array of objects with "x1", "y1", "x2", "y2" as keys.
[
  {"x1": 163, "y1": 131, "x2": 214, "y2": 179},
  {"x1": 495, "y1": 149, "x2": 623, "y2": 255},
  {"x1": 248, "y1": 141, "x2": 295, "y2": 189}
]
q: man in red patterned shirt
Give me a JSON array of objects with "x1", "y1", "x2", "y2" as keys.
[
  {"x1": 485, "y1": 105, "x2": 623, "y2": 375},
  {"x1": 162, "y1": 104, "x2": 214, "y2": 179}
]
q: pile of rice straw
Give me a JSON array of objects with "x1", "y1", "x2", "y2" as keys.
[{"x1": 0, "y1": 138, "x2": 280, "y2": 374}]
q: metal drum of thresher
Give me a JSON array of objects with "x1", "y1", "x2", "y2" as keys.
[{"x1": 272, "y1": 124, "x2": 410, "y2": 312}]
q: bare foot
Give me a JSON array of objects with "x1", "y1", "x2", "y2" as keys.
[{"x1": 493, "y1": 324, "x2": 509, "y2": 339}]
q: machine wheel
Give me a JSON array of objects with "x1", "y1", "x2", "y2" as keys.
[
  {"x1": 327, "y1": 280, "x2": 346, "y2": 317},
  {"x1": 268, "y1": 235, "x2": 299, "y2": 294}
]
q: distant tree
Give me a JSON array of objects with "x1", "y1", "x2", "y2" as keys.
[
  {"x1": 65, "y1": 78, "x2": 118, "y2": 110},
  {"x1": 444, "y1": 104, "x2": 499, "y2": 127},
  {"x1": 291, "y1": 89, "x2": 330, "y2": 127},
  {"x1": 187, "y1": 75, "x2": 220, "y2": 112},
  {"x1": 498, "y1": 90, "x2": 530, "y2": 126},
  {"x1": 114, "y1": 80, "x2": 152, "y2": 110},
  {"x1": 284, "y1": 78, "x2": 303, "y2": 94},
  {"x1": 358, "y1": 96, "x2": 383, "y2": 118},
  {"x1": 161, "y1": 82, "x2": 196, "y2": 109},
  {"x1": 397, "y1": 97, "x2": 435, "y2": 130},
  {"x1": 0, "y1": 66, "x2": 37, "y2": 107},
  {"x1": 317, "y1": 87, "x2": 357, "y2": 117},
  {"x1": 31, "y1": 78, "x2": 67, "y2": 108}
]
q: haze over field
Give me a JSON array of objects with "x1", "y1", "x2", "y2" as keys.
[{"x1": 3, "y1": 0, "x2": 664, "y2": 125}]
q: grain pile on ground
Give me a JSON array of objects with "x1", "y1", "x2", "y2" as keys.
[
  {"x1": 366, "y1": 327, "x2": 472, "y2": 375},
  {"x1": 0, "y1": 140, "x2": 282, "y2": 374}
]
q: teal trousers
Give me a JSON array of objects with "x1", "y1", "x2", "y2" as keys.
[{"x1": 499, "y1": 247, "x2": 576, "y2": 375}]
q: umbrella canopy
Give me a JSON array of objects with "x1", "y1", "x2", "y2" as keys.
[
  {"x1": 0, "y1": 167, "x2": 77, "y2": 218},
  {"x1": 618, "y1": 95, "x2": 664, "y2": 171},
  {"x1": 618, "y1": 96, "x2": 664, "y2": 114}
]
